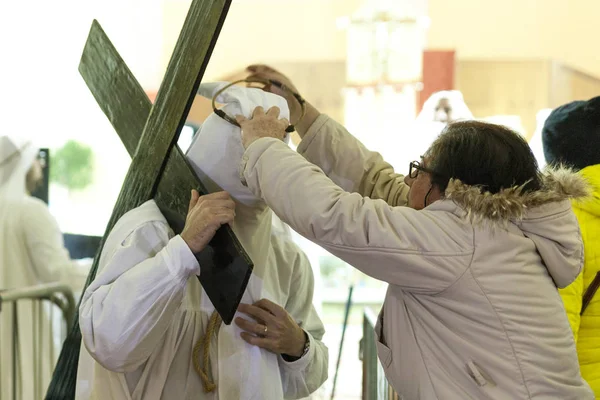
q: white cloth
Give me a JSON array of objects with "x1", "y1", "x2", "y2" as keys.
[
  {"x1": 77, "y1": 83, "x2": 328, "y2": 400},
  {"x1": 0, "y1": 135, "x2": 86, "y2": 400},
  {"x1": 415, "y1": 90, "x2": 474, "y2": 124},
  {"x1": 388, "y1": 90, "x2": 474, "y2": 170}
]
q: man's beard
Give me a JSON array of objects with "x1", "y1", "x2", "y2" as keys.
[{"x1": 25, "y1": 175, "x2": 42, "y2": 195}]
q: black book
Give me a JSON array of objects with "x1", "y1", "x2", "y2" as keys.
[{"x1": 158, "y1": 206, "x2": 253, "y2": 325}]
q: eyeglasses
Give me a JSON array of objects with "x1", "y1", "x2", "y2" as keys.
[
  {"x1": 409, "y1": 160, "x2": 441, "y2": 179},
  {"x1": 212, "y1": 78, "x2": 306, "y2": 133}
]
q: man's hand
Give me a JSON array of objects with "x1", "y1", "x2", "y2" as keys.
[
  {"x1": 236, "y1": 106, "x2": 289, "y2": 149},
  {"x1": 235, "y1": 299, "x2": 307, "y2": 358},
  {"x1": 181, "y1": 190, "x2": 235, "y2": 254}
]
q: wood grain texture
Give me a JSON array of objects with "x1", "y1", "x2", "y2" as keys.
[
  {"x1": 109, "y1": 0, "x2": 231, "y2": 225},
  {"x1": 78, "y1": 19, "x2": 210, "y2": 219},
  {"x1": 74, "y1": 0, "x2": 235, "y2": 287},
  {"x1": 77, "y1": 16, "x2": 250, "y2": 272},
  {"x1": 79, "y1": 20, "x2": 150, "y2": 157}
]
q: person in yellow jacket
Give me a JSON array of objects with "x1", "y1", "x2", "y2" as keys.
[{"x1": 543, "y1": 96, "x2": 600, "y2": 397}]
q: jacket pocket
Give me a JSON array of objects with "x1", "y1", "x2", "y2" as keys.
[
  {"x1": 374, "y1": 310, "x2": 393, "y2": 368},
  {"x1": 466, "y1": 361, "x2": 496, "y2": 387},
  {"x1": 376, "y1": 341, "x2": 393, "y2": 368}
]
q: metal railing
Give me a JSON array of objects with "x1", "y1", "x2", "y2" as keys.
[
  {"x1": 0, "y1": 283, "x2": 76, "y2": 400},
  {"x1": 360, "y1": 308, "x2": 400, "y2": 400}
]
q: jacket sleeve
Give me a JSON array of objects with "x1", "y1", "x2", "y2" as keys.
[
  {"x1": 558, "y1": 272, "x2": 583, "y2": 343},
  {"x1": 79, "y1": 220, "x2": 200, "y2": 373},
  {"x1": 277, "y1": 243, "x2": 328, "y2": 399},
  {"x1": 242, "y1": 139, "x2": 472, "y2": 294},
  {"x1": 21, "y1": 198, "x2": 76, "y2": 284},
  {"x1": 296, "y1": 114, "x2": 409, "y2": 207}
]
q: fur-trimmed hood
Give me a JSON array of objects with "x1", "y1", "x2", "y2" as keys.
[
  {"x1": 444, "y1": 167, "x2": 592, "y2": 224},
  {"x1": 442, "y1": 167, "x2": 589, "y2": 289}
]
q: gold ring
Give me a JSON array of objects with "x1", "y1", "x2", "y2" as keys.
[{"x1": 263, "y1": 325, "x2": 268, "y2": 334}]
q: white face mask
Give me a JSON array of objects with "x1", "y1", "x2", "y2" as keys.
[{"x1": 185, "y1": 82, "x2": 291, "y2": 207}]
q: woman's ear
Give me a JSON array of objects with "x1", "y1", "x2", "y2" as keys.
[{"x1": 426, "y1": 184, "x2": 444, "y2": 205}]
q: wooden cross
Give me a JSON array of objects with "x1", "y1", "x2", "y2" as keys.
[{"x1": 46, "y1": 1, "x2": 254, "y2": 397}]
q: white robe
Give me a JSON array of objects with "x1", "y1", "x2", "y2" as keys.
[
  {"x1": 76, "y1": 83, "x2": 328, "y2": 399},
  {"x1": 0, "y1": 136, "x2": 86, "y2": 400},
  {"x1": 386, "y1": 91, "x2": 475, "y2": 170}
]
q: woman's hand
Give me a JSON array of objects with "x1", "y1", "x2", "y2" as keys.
[
  {"x1": 236, "y1": 106, "x2": 289, "y2": 149},
  {"x1": 246, "y1": 64, "x2": 302, "y2": 122},
  {"x1": 245, "y1": 64, "x2": 320, "y2": 138},
  {"x1": 235, "y1": 299, "x2": 307, "y2": 358}
]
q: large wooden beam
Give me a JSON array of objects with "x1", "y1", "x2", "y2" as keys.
[
  {"x1": 78, "y1": 20, "x2": 150, "y2": 157},
  {"x1": 78, "y1": 18, "x2": 253, "y2": 323},
  {"x1": 78, "y1": 20, "x2": 207, "y2": 223},
  {"x1": 109, "y1": 0, "x2": 230, "y2": 223}
]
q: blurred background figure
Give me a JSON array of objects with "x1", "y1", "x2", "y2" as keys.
[
  {"x1": 415, "y1": 90, "x2": 474, "y2": 124},
  {"x1": 395, "y1": 90, "x2": 474, "y2": 170},
  {"x1": 0, "y1": 135, "x2": 88, "y2": 400},
  {"x1": 542, "y1": 96, "x2": 600, "y2": 399}
]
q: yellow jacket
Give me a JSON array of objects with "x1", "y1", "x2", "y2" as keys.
[{"x1": 560, "y1": 164, "x2": 600, "y2": 397}]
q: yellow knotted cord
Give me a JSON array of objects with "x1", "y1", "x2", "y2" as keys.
[{"x1": 193, "y1": 310, "x2": 222, "y2": 392}]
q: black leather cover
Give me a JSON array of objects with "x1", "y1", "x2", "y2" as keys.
[{"x1": 160, "y1": 206, "x2": 253, "y2": 325}]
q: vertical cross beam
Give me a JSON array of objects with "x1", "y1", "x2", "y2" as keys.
[{"x1": 77, "y1": 19, "x2": 252, "y2": 325}]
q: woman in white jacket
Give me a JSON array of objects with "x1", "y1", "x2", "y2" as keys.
[
  {"x1": 76, "y1": 83, "x2": 328, "y2": 400},
  {"x1": 236, "y1": 65, "x2": 594, "y2": 400}
]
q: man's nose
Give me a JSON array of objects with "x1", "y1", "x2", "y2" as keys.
[{"x1": 404, "y1": 175, "x2": 414, "y2": 187}]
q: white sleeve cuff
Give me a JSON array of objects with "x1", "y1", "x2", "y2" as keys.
[
  {"x1": 163, "y1": 235, "x2": 200, "y2": 280},
  {"x1": 279, "y1": 330, "x2": 315, "y2": 371}
]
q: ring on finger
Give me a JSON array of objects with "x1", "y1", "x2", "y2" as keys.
[{"x1": 259, "y1": 324, "x2": 268, "y2": 338}]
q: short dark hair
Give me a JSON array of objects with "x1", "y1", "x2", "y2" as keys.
[
  {"x1": 426, "y1": 120, "x2": 542, "y2": 194},
  {"x1": 542, "y1": 96, "x2": 600, "y2": 170}
]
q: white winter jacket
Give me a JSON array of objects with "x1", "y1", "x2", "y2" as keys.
[{"x1": 241, "y1": 114, "x2": 594, "y2": 400}]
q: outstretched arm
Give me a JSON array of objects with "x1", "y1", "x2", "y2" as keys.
[{"x1": 244, "y1": 65, "x2": 408, "y2": 207}]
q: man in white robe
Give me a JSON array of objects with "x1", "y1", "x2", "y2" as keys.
[
  {"x1": 76, "y1": 82, "x2": 328, "y2": 400},
  {"x1": 387, "y1": 90, "x2": 474, "y2": 170},
  {"x1": 0, "y1": 135, "x2": 86, "y2": 400}
]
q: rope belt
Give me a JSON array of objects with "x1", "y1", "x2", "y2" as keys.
[{"x1": 193, "y1": 310, "x2": 222, "y2": 392}]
